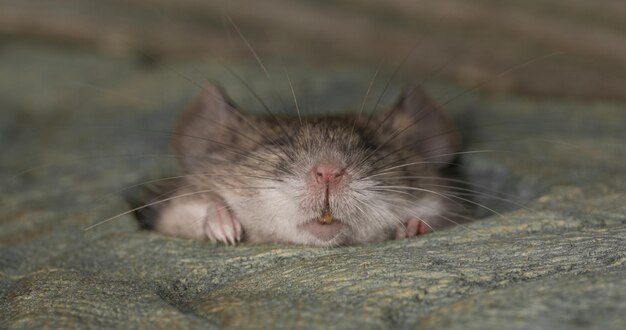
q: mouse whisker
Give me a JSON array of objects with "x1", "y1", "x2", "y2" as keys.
[
  {"x1": 357, "y1": 53, "x2": 565, "y2": 170},
  {"x1": 372, "y1": 185, "x2": 507, "y2": 221},
  {"x1": 116, "y1": 173, "x2": 283, "y2": 194},
  {"x1": 373, "y1": 196, "x2": 437, "y2": 236},
  {"x1": 283, "y1": 64, "x2": 302, "y2": 126},
  {"x1": 399, "y1": 203, "x2": 473, "y2": 233},
  {"x1": 221, "y1": 15, "x2": 296, "y2": 158},
  {"x1": 23, "y1": 81, "x2": 292, "y2": 173},
  {"x1": 363, "y1": 41, "x2": 420, "y2": 129},
  {"x1": 366, "y1": 189, "x2": 435, "y2": 235},
  {"x1": 216, "y1": 63, "x2": 296, "y2": 161},
  {"x1": 361, "y1": 161, "x2": 461, "y2": 180},
  {"x1": 142, "y1": 3, "x2": 298, "y2": 162},
  {"x1": 373, "y1": 191, "x2": 474, "y2": 234},
  {"x1": 370, "y1": 174, "x2": 459, "y2": 183},
  {"x1": 224, "y1": 14, "x2": 289, "y2": 116},
  {"x1": 363, "y1": 119, "x2": 533, "y2": 172},
  {"x1": 363, "y1": 35, "x2": 482, "y2": 141},
  {"x1": 369, "y1": 185, "x2": 465, "y2": 208},
  {"x1": 355, "y1": 93, "x2": 442, "y2": 170},
  {"x1": 158, "y1": 129, "x2": 271, "y2": 163},
  {"x1": 351, "y1": 197, "x2": 397, "y2": 237},
  {"x1": 420, "y1": 183, "x2": 531, "y2": 211},
  {"x1": 88, "y1": 183, "x2": 279, "y2": 231},
  {"x1": 350, "y1": 62, "x2": 381, "y2": 142},
  {"x1": 371, "y1": 175, "x2": 521, "y2": 200},
  {"x1": 366, "y1": 149, "x2": 499, "y2": 178},
  {"x1": 85, "y1": 188, "x2": 224, "y2": 231}
]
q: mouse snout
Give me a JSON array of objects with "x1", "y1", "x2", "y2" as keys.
[{"x1": 311, "y1": 163, "x2": 345, "y2": 185}]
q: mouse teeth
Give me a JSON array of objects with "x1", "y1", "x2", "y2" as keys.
[{"x1": 318, "y1": 211, "x2": 333, "y2": 225}]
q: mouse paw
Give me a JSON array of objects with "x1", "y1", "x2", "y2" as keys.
[
  {"x1": 204, "y1": 204, "x2": 243, "y2": 245},
  {"x1": 396, "y1": 218, "x2": 430, "y2": 239}
]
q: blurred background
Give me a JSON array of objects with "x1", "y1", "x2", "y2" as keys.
[{"x1": 2, "y1": 0, "x2": 626, "y2": 100}]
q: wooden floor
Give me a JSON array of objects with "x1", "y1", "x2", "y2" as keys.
[{"x1": 1, "y1": 0, "x2": 626, "y2": 100}]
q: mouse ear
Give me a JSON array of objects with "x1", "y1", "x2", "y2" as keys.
[
  {"x1": 381, "y1": 85, "x2": 461, "y2": 167},
  {"x1": 172, "y1": 84, "x2": 250, "y2": 172}
]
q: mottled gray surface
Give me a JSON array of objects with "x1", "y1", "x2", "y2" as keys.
[{"x1": 0, "y1": 42, "x2": 625, "y2": 329}]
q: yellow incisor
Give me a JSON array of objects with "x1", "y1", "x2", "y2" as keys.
[{"x1": 319, "y1": 211, "x2": 333, "y2": 225}]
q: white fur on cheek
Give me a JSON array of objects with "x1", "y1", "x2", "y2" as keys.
[{"x1": 220, "y1": 179, "x2": 314, "y2": 245}]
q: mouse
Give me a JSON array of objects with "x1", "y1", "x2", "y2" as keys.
[{"x1": 131, "y1": 83, "x2": 466, "y2": 247}]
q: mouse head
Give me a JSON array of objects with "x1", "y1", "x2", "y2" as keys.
[{"x1": 172, "y1": 84, "x2": 460, "y2": 246}]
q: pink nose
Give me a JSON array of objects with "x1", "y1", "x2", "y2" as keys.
[{"x1": 313, "y1": 163, "x2": 345, "y2": 184}]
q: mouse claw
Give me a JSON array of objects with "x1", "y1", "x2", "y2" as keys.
[
  {"x1": 396, "y1": 219, "x2": 430, "y2": 239},
  {"x1": 204, "y1": 203, "x2": 243, "y2": 245}
]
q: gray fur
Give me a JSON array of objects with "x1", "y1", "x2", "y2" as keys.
[{"x1": 139, "y1": 84, "x2": 465, "y2": 246}]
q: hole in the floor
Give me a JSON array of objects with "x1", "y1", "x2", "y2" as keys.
[{"x1": 458, "y1": 154, "x2": 544, "y2": 219}]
